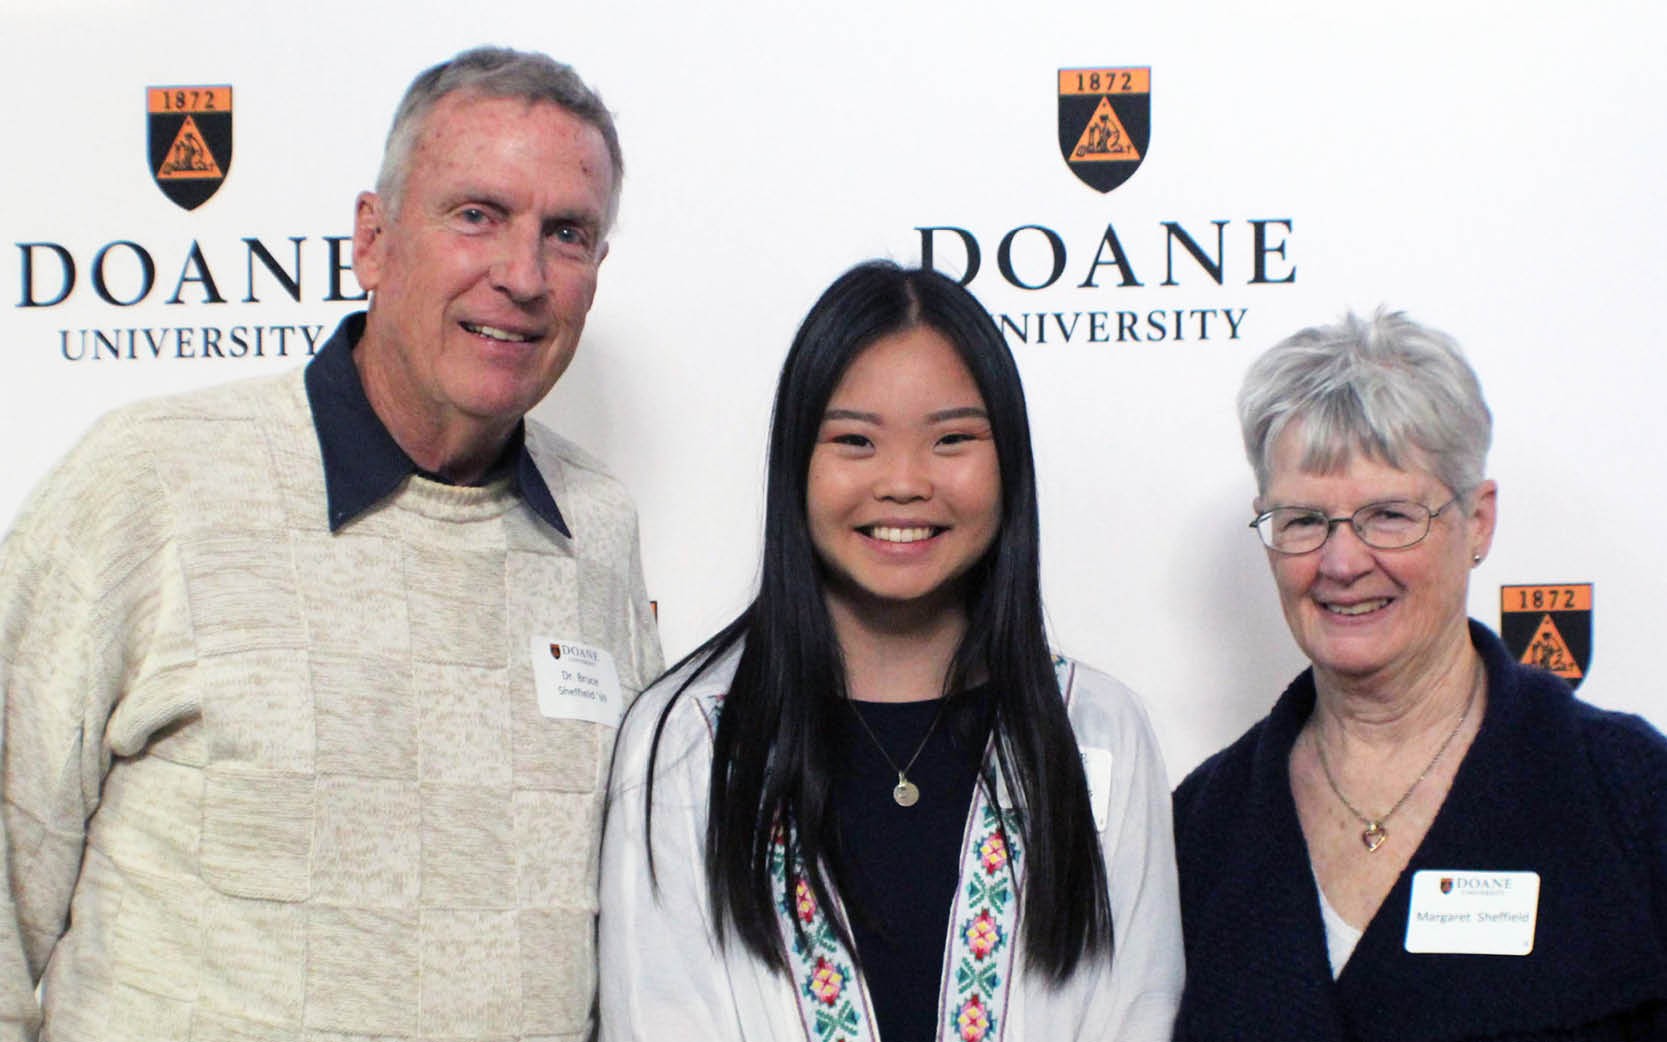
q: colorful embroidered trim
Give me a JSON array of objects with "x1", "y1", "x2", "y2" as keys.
[
  {"x1": 772, "y1": 831, "x2": 879, "y2": 1042},
  {"x1": 939, "y1": 790, "x2": 1024, "y2": 1041},
  {"x1": 701, "y1": 657, "x2": 1077, "y2": 1042}
]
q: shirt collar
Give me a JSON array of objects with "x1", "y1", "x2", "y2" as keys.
[{"x1": 303, "y1": 313, "x2": 570, "y2": 536}]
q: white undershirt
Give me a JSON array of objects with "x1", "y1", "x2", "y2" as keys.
[{"x1": 1315, "y1": 879, "x2": 1364, "y2": 978}]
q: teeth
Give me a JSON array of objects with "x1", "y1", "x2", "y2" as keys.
[
  {"x1": 869, "y1": 526, "x2": 935, "y2": 544},
  {"x1": 1326, "y1": 599, "x2": 1389, "y2": 616},
  {"x1": 464, "y1": 322, "x2": 535, "y2": 343}
]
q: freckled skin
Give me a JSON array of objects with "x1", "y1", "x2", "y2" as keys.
[{"x1": 350, "y1": 91, "x2": 614, "y2": 481}]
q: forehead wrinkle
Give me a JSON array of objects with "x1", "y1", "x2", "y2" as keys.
[
  {"x1": 413, "y1": 95, "x2": 612, "y2": 208},
  {"x1": 431, "y1": 183, "x2": 509, "y2": 211}
]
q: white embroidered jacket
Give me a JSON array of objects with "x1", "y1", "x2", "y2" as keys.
[{"x1": 597, "y1": 650, "x2": 1183, "y2": 1042}]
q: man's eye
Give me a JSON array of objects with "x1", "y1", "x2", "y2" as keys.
[
  {"x1": 549, "y1": 223, "x2": 592, "y2": 249},
  {"x1": 1277, "y1": 512, "x2": 1324, "y2": 532},
  {"x1": 459, "y1": 207, "x2": 489, "y2": 224}
]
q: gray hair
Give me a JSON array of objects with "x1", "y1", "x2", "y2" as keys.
[
  {"x1": 1237, "y1": 308, "x2": 1493, "y2": 498},
  {"x1": 375, "y1": 46, "x2": 623, "y2": 233}
]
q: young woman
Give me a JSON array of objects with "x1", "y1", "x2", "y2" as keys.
[{"x1": 598, "y1": 262, "x2": 1182, "y2": 1042}]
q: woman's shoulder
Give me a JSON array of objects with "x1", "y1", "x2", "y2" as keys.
[
  {"x1": 612, "y1": 644, "x2": 741, "y2": 791},
  {"x1": 1056, "y1": 655, "x2": 1136, "y2": 704},
  {"x1": 1563, "y1": 693, "x2": 1667, "y2": 847},
  {"x1": 1171, "y1": 710, "x2": 1277, "y2": 828},
  {"x1": 1496, "y1": 647, "x2": 1667, "y2": 812},
  {"x1": 645, "y1": 644, "x2": 741, "y2": 712},
  {"x1": 1055, "y1": 655, "x2": 1164, "y2": 762},
  {"x1": 1567, "y1": 694, "x2": 1667, "y2": 765}
]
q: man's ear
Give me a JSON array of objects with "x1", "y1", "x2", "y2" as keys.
[{"x1": 353, "y1": 191, "x2": 386, "y2": 293}]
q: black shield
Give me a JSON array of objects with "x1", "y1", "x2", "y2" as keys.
[
  {"x1": 148, "y1": 85, "x2": 232, "y2": 211},
  {"x1": 1500, "y1": 583, "x2": 1593, "y2": 689},
  {"x1": 1058, "y1": 68, "x2": 1150, "y2": 194}
]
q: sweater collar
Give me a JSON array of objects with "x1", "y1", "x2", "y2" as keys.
[{"x1": 303, "y1": 313, "x2": 569, "y2": 536}]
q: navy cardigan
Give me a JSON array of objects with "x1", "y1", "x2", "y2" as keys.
[{"x1": 1173, "y1": 621, "x2": 1667, "y2": 1041}]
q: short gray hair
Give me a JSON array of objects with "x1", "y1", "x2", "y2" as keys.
[
  {"x1": 375, "y1": 46, "x2": 623, "y2": 233},
  {"x1": 1237, "y1": 308, "x2": 1493, "y2": 498}
]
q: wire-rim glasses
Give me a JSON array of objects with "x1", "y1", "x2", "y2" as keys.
[{"x1": 1249, "y1": 496, "x2": 1461, "y2": 555}]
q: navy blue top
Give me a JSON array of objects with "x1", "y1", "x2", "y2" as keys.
[
  {"x1": 834, "y1": 687, "x2": 993, "y2": 1042},
  {"x1": 303, "y1": 313, "x2": 568, "y2": 535},
  {"x1": 1173, "y1": 621, "x2": 1667, "y2": 1042}
]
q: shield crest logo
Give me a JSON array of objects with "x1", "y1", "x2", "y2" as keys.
[
  {"x1": 1058, "y1": 68, "x2": 1150, "y2": 193},
  {"x1": 148, "y1": 85, "x2": 232, "y2": 210},
  {"x1": 549, "y1": 643, "x2": 563, "y2": 660},
  {"x1": 1500, "y1": 584, "x2": 1593, "y2": 689},
  {"x1": 1440, "y1": 877, "x2": 1454, "y2": 894}
]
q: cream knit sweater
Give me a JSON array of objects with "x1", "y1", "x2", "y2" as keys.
[{"x1": 0, "y1": 367, "x2": 663, "y2": 1041}]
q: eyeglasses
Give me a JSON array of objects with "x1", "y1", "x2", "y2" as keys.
[{"x1": 1249, "y1": 497, "x2": 1460, "y2": 555}]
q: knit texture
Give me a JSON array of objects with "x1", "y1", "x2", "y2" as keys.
[
  {"x1": 0, "y1": 367, "x2": 663, "y2": 1042},
  {"x1": 1172, "y1": 621, "x2": 1667, "y2": 1042}
]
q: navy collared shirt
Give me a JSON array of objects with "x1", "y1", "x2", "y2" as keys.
[{"x1": 303, "y1": 313, "x2": 570, "y2": 536}]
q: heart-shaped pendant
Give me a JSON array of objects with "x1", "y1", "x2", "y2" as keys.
[{"x1": 1361, "y1": 822, "x2": 1388, "y2": 852}]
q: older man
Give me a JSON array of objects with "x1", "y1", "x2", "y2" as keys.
[{"x1": 0, "y1": 47, "x2": 662, "y2": 1041}]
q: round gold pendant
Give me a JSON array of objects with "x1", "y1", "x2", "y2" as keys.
[{"x1": 892, "y1": 779, "x2": 920, "y2": 807}]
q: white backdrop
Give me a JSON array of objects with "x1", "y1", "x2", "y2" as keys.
[{"x1": 3, "y1": 0, "x2": 1663, "y2": 779}]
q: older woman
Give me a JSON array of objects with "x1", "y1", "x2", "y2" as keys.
[{"x1": 1173, "y1": 310, "x2": 1667, "y2": 1041}]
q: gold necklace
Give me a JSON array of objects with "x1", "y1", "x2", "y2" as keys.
[
  {"x1": 1312, "y1": 668, "x2": 1480, "y2": 853},
  {"x1": 846, "y1": 696, "x2": 951, "y2": 807}
]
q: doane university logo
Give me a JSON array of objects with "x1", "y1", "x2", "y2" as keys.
[
  {"x1": 148, "y1": 85, "x2": 232, "y2": 210},
  {"x1": 1058, "y1": 68, "x2": 1149, "y2": 193},
  {"x1": 1500, "y1": 583, "x2": 1593, "y2": 689}
]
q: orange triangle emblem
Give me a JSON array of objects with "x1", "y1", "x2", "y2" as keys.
[
  {"x1": 1518, "y1": 613, "x2": 1582, "y2": 680},
  {"x1": 156, "y1": 115, "x2": 224, "y2": 180},
  {"x1": 1069, "y1": 96, "x2": 1141, "y2": 163}
]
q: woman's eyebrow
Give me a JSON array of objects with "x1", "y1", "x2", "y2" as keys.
[
  {"x1": 927, "y1": 406, "x2": 989, "y2": 422},
  {"x1": 821, "y1": 408, "x2": 880, "y2": 423}
]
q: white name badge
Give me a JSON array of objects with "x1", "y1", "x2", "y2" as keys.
[
  {"x1": 531, "y1": 636, "x2": 625, "y2": 728},
  {"x1": 1404, "y1": 869, "x2": 1540, "y2": 956},
  {"x1": 1080, "y1": 747, "x2": 1113, "y2": 831}
]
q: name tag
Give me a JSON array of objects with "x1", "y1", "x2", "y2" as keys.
[
  {"x1": 1404, "y1": 869, "x2": 1540, "y2": 956},
  {"x1": 1080, "y1": 747, "x2": 1113, "y2": 831},
  {"x1": 531, "y1": 636, "x2": 624, "y2": 728}
]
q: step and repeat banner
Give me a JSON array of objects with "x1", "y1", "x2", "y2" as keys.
[{"x1": 3, "y1": 1, "x2": 1663, "y2": 777}]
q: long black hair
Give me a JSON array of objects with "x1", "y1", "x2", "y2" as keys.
[{"x1": 645, "y1": 260, "x2": 1112, "y2": 980}]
